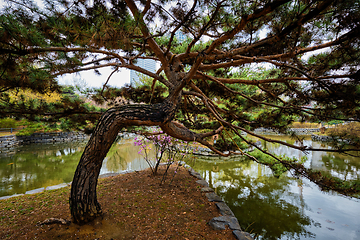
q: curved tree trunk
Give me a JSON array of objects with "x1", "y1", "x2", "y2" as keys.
[{"x1": 69, "y1": 102, "x2": 177, "y2": 224}]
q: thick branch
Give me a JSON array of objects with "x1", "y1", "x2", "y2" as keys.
[
  {"x1": 70, "y1": 101, "x2": 179, "y2": 224},
  {"x1": 0, "y1": 47, "x2": 126, "y2": 64},
  {"x1": 160, "y1": 121, "x2": 227, "y2": 156},
  {"x1": 206, "y1": 0, "x2": 292, "y2": 54},
  {"x1": 194, "y1": 74, "x2": 352, "y2": 85},
  {"x1": 124, "y1": 0, "x2": 169, "y2": 69}
]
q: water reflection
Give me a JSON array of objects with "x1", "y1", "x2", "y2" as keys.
[
  {"x1": 185, "y1": 135, "x2": 360, "y2": 240},
  {"x1": 1, "y1": 136, "x2": 360, "y2": 239},
  {"x1": 0, "y1": 139, "x2": 151, "y2": 197},
  {"x1": 0, "y1": 141, "x2": 87, "y2": 197},
  {"x1": 256, "y1": 136, "x2": 360, "y2": 180},
  {"x1": 100, "y1": 140, "x2": 156, "y2": 175},
  {"x1": 187, "y1": 158, "x2": 315, "y2": 239}
]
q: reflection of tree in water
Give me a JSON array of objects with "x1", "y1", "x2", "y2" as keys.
[
  {"x1": 219, "y1": 173, "x2": 313, "y2": 239},
  {"x1": 104, "y1": 140, "x2": 156, "y2": 172},
  {"x1": 0, "y1": 141, "x2": 86, "y2": 197},
  {"x1": 188, "y1": 159, "x2": 314, "y2": 240},
  {"x1": 1, "y1": 140, "x2": 157, "y2": 197},
  {"x1": 320, "y1": 153, "x2": 360, "y2": 180},
  {"x1": 104, "y1": 144, "x2": 128, "y2": 171}
]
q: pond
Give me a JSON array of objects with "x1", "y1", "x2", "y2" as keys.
[
  {"x1": 186, "y1": 136, "x2": 360, "y2": 240},
  {"x1": 0, "y1": 138, "x2": 150, "y2": 198},
  {"x1": 0, "y1": 135, "x2": 359, "y2": 240}
]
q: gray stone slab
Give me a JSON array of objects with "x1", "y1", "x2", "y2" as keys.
[
  {"x1": 215, "y1": 201, "x2": 235, "y2": 217},
  {"x1": 201, "y1": 187, "x2": 214, "y2": 192},
  {"x1": 232, "y1": 230, "x2": 254, "y2": 240},
  {"x1": 194, "y1": 173, "x2": 203, "y2": 180},
  {"x1": 195, "y1": 179, "x2": 209, "y2": 187},
  {"x1": 0, "y1": 193, "x2": 24, "y2": 200},
  {"x1": 189, "y1": 169, "x2": 203, "y2": 180},
  {"x1": 25, "y1": 187, "x2": 45, "y2": 195},
  {"x1": 46, "y1": 183, "x2": 69, "y2": 190},
  {"x1": 99, "y1": 173, "x2": 120, "y2": 178},
  {"x1": 209, "y1": 216, "x2": 241, "y2": 231},
  {"x1": 205, "y1": 192, "x2": 223, "y2": 202},
  {"x1": 178, "y1": 161, "x2": 186, "y2": 166}
]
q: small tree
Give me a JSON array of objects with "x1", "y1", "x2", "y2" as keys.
[
  {"x1": 134, "y1": 134, "x2": 171, "y2": 176},
  {"x1": 134, "y1": 129, "x2": 190, "y2": 178}
]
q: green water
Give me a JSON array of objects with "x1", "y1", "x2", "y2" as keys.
[
  {"x1": 0, "y1": 141, "x2": 85, "y2": 197},
  {"x1": 184, "y1": 136, "x2": 360, "y2": 240},
  {"x1": 0, "y1": 136, "x2": 359, "y2": 240},
  {"x1": 0, "y1": 139, "x2": 149, "y2": 197}
]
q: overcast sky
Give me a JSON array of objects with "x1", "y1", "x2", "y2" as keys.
[
  {"x1": 2, "y1": 0, "x2": 329, "y2": 89},
  {"x1": 57, "y1": 67, "x2": 131, "y2": 89},
  {"x1": 0, "y1": 0, "x2": 130, "y2": 89}
]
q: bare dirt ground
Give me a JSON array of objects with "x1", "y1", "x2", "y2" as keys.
[{"x1": 0, "y1": 165, "x2": 235, "y2": 239}]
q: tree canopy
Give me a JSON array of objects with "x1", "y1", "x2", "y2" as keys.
[{"x1": 1, "y1": 0, "x2": 360, "y2": 224}]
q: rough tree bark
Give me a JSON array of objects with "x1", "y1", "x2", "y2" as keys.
[
  {"x1": 69, "y1": 100, "x2": 177, "y2": 224},
  {"x1": 69, "y1": 91, "x2": 224, "y2": 224}
]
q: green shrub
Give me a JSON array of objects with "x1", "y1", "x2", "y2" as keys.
[
  {"x1": 250, "y1": 149, "x2": 307, "y2": 178},
  {"x1": 16, "y1": 122, "x2": 59, "y2": 136},
  {"x1": 0, "y1": 118, "x2": 18, "y2": 128},
  {"x1": 326, "y1": 122, "x2": 360, "y2": 146},
  {"x1": 59, "y1": 119, "x2": 72, "y2": 131},
  {"x1": 214, "y1": 135, "x2": 248, "y2": 151}
]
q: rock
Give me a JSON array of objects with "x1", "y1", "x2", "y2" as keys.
[
  {"x1": 233, "y1": 230, "x2": 254, "y2": 240},
  {"x1": 209, "y1": 216, "x2": 241, "y2": 230},
  {"x1": 0, "y1": 193, "x2": 24, "y2": 200},
  {"x1": 215, "y1": 202, "x2": 235, "y2": 217},
  {"x1": 46, "y1": 183, "x2": 68, "y2": 190},
  {"x1": 189, "y1": 168, "x2": 203, "y2": 180},
  {"x1": 38, "y1": 218, "x2": 71, "y2": 226},
  {"x1": 196, "y1": 179, "x2": 209, "y2": 187},
  {"x1": 205, "y1": 192, "x2": 223, "y2": 202},
  {"x1": 201, "y1": 187, "x2": 214, "y2": 192},
  {"x1": 25, "y1": 187, "x2": 45, "y2": 195},
  {"x1": 99, "y1": 173, "x2": 120, "y2": 178}
]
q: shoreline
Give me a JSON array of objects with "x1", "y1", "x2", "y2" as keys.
[{"x1": 0, "y1": 163, "x2": 253, "y2": 240}]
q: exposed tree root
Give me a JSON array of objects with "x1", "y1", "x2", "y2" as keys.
[{"x1": 37, "y1": 218, "x2": 71, "y2": 226}]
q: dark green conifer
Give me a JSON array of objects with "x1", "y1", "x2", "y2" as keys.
[{"x1": 1, "y1": 0, "x2": 359, "y2": 224}]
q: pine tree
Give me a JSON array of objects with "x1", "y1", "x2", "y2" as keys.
[{"x1": 1, "y1": 0, "x2": 359, "y2": 224}]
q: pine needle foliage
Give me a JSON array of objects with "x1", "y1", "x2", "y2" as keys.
[{"x1": 1, "y1": 0, "x2": 360, "y2": 199}]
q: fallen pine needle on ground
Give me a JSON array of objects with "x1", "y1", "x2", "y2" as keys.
[{"x1": 0, "y1": 165, "x2": 235, "y2": 239}]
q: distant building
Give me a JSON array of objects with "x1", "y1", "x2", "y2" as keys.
[
  {"x1": 130, "y1": 58, "x2": 156, "y2": 86},
  {"x1": 130, "y1": 31, "x2": 187, "y2": 86},
  {"x1": 175, "y1": 31, "x2": 187, "y2": 42}
]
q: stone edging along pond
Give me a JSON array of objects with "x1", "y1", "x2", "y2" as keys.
[
  {"x1": 0, "y1": 132, "x2": 89, "y2": 154},
  {"x1": 100, "y1": 163, "x2": 254, "y2": 240},
  {"x1": 0, "y1": 131, "x2": 252, "y2": 239},
  {"x1": 179, "y1": 162, "x2": 254, "y2": 240},
  {"x1": 254, "y1": 127, "x2": 320, "y2": 135},
  {"x1": 0, "y1": 164, "x2": 254, "y2": 240}
]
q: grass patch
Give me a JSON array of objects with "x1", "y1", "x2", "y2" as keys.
[
  {"x1": 326, "y1": 122, "x2": 360, "y2": 146},
  {"x1": 290, "y1": 122, "x2": 320, "y2": 128}
]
